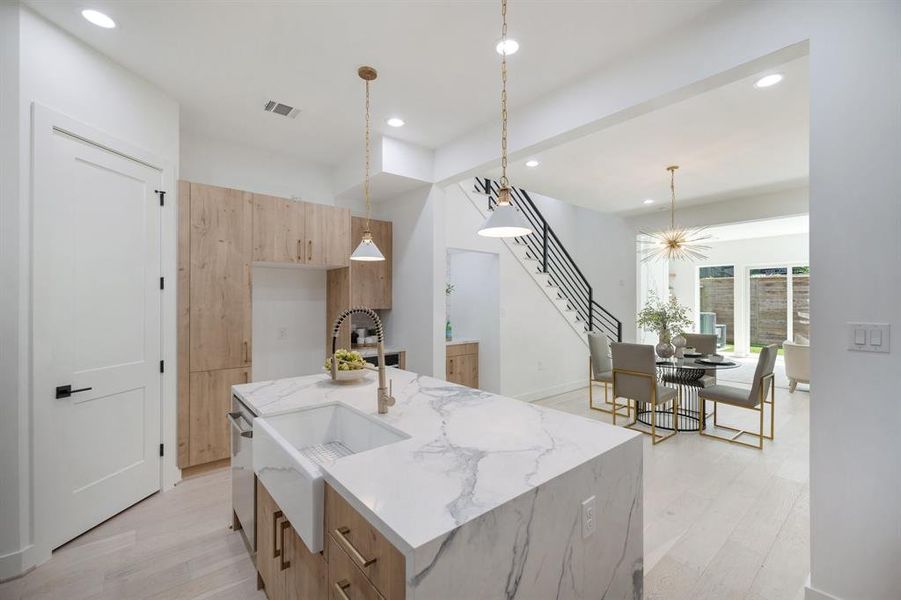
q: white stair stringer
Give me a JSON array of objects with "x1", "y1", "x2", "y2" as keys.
[{"x1": 458, "y1": 182, "x2": 589, "y2": 348}]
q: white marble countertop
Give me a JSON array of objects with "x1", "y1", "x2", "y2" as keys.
[
  {"x1": 234, "y1": 369, "x2": 638, "y2": 554},
  {"x1": 445, "y1": 338, "x2": 478, "y2": 346}
]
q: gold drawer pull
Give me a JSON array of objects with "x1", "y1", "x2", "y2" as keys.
[
  {"x1": 333, "y1": 526, "x2": 377, "y2": 567},
  {"x1": 272, "y1": 510, "x2": 283, "y2": 559},
  {"x1": 279, "y1": 520, "x2": 291, "y2": 571},
  {"x1": 334, "y1": 579, "x2": 351, "y2": 600}
]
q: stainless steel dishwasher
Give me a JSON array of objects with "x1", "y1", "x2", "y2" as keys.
[{"x1": 228, "y1": 395, "x2": 256, "y2": 553}]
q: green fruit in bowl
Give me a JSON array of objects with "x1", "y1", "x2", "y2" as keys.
[{"x1": 324, "y1": 348, "x2": 366, "y2": 372}]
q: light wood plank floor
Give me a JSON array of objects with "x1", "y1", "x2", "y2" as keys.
[{"x1": 1, "y1": 384, "x2": 809, "y2": 600}]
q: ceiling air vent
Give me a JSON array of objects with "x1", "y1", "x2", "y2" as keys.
[{"x1": 264, "y1": 100, "x2": 300, "y2": 119}]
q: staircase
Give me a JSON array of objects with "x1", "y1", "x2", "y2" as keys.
[{"x1": 469, "y1": 177, "x2": 622, "y2": 342}]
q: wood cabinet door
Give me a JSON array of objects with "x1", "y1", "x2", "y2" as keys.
[
  {"x1": 350, "y1": 217, "x2": 392, "y2": 309},
  {"x1": 253, "y1": 194, "x2": 305, "y2": 263},
  {"x1": 305, "y1": 203, "x2": 351, "y2": 268},
  {"x1": 188, "y1": 368, "x2": 249, "y2": 465},
  {"x1": 257, "y1": 481, "x2": 287, "y2": 600},
  {"x1": 189, "y1": 183, "x2": 252, "y2": 371},
  {"x1": 285, "y1": 527, "x2": 327, "y2": 600},
  {"x1": 447, "y1": 352, "x2": 479, "y2": 388}
]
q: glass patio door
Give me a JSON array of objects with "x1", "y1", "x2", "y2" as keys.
[{"x1": 747, "y1": 265, "x2": 809, "y2": 352}]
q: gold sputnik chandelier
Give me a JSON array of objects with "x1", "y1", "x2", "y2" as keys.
[{"x1": 639, "y1": 166, "x2": 711, "y2": 262}]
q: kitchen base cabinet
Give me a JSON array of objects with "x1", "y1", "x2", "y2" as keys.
[
  {"x1": 446, "y1": 342, "x2": 479, "y2": 389},
  {"x1": 255, "y1": 480, "x2": 404, "y2": 600},
  {"x1": 257, "y1": 480, "x2": 287, "y2": 600},
  {"x1": 285, "y1": 525, "x2": 328, "y2": 599}
]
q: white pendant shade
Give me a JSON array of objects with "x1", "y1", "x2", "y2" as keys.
[
  {"x1": 478, "y1": 202, "x2": 532, "y2": 238},
  {"x1": 350, "y1": 236, "x2": 385, "y2": 261}
]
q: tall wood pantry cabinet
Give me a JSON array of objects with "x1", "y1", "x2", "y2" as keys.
[{"x1": 178, "y1": 181, "x2": 354, "y2": 469}]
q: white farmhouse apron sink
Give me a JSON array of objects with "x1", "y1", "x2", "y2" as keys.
[{"x1": 253, "y1": 402, "x2": 408, "y2": 553}]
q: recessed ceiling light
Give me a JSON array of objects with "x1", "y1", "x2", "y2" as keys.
[
  {"x1": 643, "y1": 199, "x2": 655, "y2": 205},
  {"x1": 386, "y1": 117, "x2": 405, "y2": 128},
  {"x1": 754, "y1": 73, "x2": 783, "y2": 88},
  {"x1": 496, "y1": 39, "x2": 519, "y2": 56},
  {"x1": 525, "y1": 159, "x2": 539, "y2": 168},
  {"x1": 81, "y1": 9, "x2": 116, "y2": 29}
]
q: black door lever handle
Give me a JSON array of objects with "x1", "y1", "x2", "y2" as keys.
[{"x1": 56, "y1": 385, "x2": 93, "y2": 399}]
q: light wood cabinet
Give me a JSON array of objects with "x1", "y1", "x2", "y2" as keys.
[
  {"x1": 188, "y1": 367, "x2": 249, "y2": 465},
  {"x1": 253, "y1": 194, "x2": 305, "y2": 263},
  {"x1": 189, "y1": 183, "x2": 252, "y2": 372},
  {"x1": 258, "y1": 480, "x2": 328, "y2": 600},
  {"x1": 285, "y1": 526, "x2": 328, "y2": 600},
  {"x1": 257, "y1": 480, "x2": 288, "y2": 600},
  {"x1": 446, "y1": 343, "x2": 479, "y2": 388},
  {"x1": 350, "y1": 217, "x2": 392, "y2": 309},
  {"x1": 325, "y1": 484, "x2": 405, "y2": 599},
  {"x1": 305, "y1": 203, "x2": 351, "y2": 268},
  {"x1": 178, "y1": 181, "x2": 361, "y2": 469},
  {"x1": 327, "y1": 536, "x2": 385, "y2": 600}
]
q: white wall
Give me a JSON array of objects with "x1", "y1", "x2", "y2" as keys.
[
  {"x1": 180, "y1": 130, "x2": 334, "y2": 205},
  {"x1": 447, "y1": 250, "x2": 501, "y2": 393},
  {"x1": 251, "y1": 266, "x2": 327, "y2": 381},
  {"x1": 443, "y1": 185, "x2": 589, "y2": 400},
  {"x1": 1, "y1": 6, "x2": 180, "y2": 578},
  {"x1": 375, "y1": 185, "x2": 444, "y2": 377},
  {"x1": 529, "y1": 190, "x2": 637, "y2": 341},
  {"x1": 0, "y1": 0, "x2": 23, "y2": 578},
  {"x1": 669, "y1": 232, "x2": 809, "y2": 355}
]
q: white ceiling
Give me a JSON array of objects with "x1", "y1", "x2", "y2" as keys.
[
  {"x1": 706, "y1": 214, "x2": 808, "y2": 243},
  {"x1": 25, "y1": 0, "x2": 723, "y2": 166},
  {"x1": 494, "y1": 55, "x2": 810, "y2": 214}
]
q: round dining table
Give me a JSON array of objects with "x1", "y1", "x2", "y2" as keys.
[{"x1": 636, "y1": 356, "x2": 741, "y2": 432}]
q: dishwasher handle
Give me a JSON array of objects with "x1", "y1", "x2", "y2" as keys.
[{"x1": 227, "y1": 411, "x2": 253, "y2": 438}]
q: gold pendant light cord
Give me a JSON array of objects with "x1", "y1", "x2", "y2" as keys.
[
  {"x1": 670, "y1": 167, "x2": 676, "y2": 230},
  {"x1": 364, "y1": 78, "x2": 372, "y2": 234},
  {"x1": 499, "y1": 0, "x2": 509, "y2": 193}
]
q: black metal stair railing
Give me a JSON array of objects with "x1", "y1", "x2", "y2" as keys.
[{"x1": 474, "y1": 177, "x2": 623, "y2": 342}]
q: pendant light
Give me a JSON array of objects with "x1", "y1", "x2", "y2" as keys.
[
  {"x1": 350, "y1": 66, "x2": 385, "y2": 262},
  {"x1": 639, "y1": 166, "x2": 711, "y2": 262},
  {"x1": 478, "y1": 0, "x2": 532, "y2": 238}
]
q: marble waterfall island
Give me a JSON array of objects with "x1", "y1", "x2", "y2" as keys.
[{"x1": 237, "y1": 369, "x2": 643, "y2": 599}]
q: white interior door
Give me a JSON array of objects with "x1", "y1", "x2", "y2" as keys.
[{"x1": 33, "y1": 110, "x2": 163, "y2": 549}]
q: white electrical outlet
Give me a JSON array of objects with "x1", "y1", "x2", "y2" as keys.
[
  {"x1": 277, "y1": 327, "x2": 288, "y2": 340},
  {"x1": 581, "y1": 496, "x2": 596, "y2": 539}
]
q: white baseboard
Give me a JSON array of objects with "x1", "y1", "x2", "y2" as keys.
[
  {"x1": 805, "y1": 575, "x2": 843, "y2": 600},
  {"x1": 0, "y1": 544, "x2": 47, "y2": 583},
  {"x1": 515, "y1": 379, "x2": 585, "y2": 403}
]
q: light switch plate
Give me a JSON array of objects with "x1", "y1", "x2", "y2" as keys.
[{"x1": 847, "y1": 322, "x2": 890, "y2": 353}]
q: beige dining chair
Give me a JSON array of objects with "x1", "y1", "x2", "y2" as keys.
[
  {"x1": 588, "y1": 332, "x2": 630, "y2": 419},
  {"x1": 611, "y1": 342, "x2": 679, "y2": 444},
  {"x1": 681, "y1": 333, "x2": 718, "y2": 387},
  {"x1": 698, "y1": 344, "x2": 777, "y2": 449}
]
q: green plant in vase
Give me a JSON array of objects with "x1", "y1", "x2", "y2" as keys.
[
  {"x1": 445, "y1": 283, "x2": 455, "y2": 341},
  {"x1": 637, "y1": 291, "x2": 693, "y2": 358}
]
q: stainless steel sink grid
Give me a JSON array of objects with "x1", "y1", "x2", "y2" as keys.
[{"x1": 299, "y1": 441, "x2": 354, "y2": 466}]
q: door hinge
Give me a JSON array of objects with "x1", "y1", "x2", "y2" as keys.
[
  {"x1": 159, "y1": 443, "x2": 164, "y2": 457},
  {"x1": 160, "y1": 276, "x2": 164, "y2": 290},
  {"x1": 159, "y1": 360, "x2": 165, "y2": 373},
  {"x1": 155, "y1": 189, "x2": 166, "y2": 206}
]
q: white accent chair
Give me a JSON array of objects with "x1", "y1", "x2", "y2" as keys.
[{"x1": 783, "y1": 340, "x2": 810, "y2": 392}]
